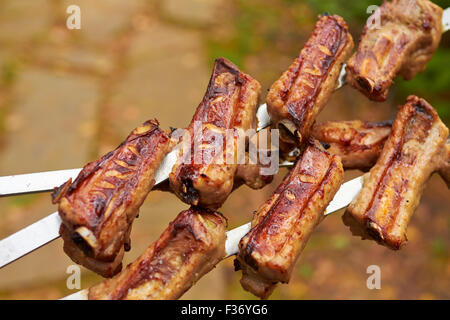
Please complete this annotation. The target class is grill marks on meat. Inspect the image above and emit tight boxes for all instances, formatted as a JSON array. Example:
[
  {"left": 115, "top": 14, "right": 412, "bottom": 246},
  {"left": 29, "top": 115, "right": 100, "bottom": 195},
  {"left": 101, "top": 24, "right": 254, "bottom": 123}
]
[
  {"left": 170, "top": 57, "right": 271, "bottom": 209},
  {"left": 346, "top": 0, "right": 443, "bottom": 101},
  {"left": 344, "top": 96, "right": 449, "bottom": 250},
  {"left": 52, "top": 119, "right": 174, "bottom": 277},
  {"left": 88, "top": 207, "right": 227, "bottom": 300},
  {"left": 267, "top": 15, "right": 353, "bottom": 144},
  {"left": 236, "top": 142, "right": 344, "bottom": 299}
]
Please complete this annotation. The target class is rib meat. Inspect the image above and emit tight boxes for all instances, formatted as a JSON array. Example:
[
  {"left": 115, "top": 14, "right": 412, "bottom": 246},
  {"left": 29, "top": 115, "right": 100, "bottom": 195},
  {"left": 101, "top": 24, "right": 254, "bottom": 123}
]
[
  {"left": 52, "top": 119, "right": 174, "bottom": 277},
  {"left": 438, "top": 139, "right": 450, "bottom": 188},
  {"left": 169, "top": 57, "right": 272, "bottom": 209},
  {"left": 311, "top": 120, "right": 392, "bottom": 170},
  {"left": 267, "top": 14, "right": 353, "bottom": 144},
  {"left": 346, "top": 0, "right": 443, "bottom": 101},
  {"left": 235, "top": 142, "right": 344, "bottom": 299},
  {"left": 88, "top": 207, "right": 227, "bottom": 300},
  {"left": 344, "top": 96, "right": 449, "bottom": 249}
]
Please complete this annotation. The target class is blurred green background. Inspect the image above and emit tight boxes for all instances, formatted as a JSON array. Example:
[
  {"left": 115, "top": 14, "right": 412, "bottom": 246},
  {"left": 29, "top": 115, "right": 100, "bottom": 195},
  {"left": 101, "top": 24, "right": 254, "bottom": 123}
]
[{"left": 0, "top": 0, "right": 448, "bottom": 300}]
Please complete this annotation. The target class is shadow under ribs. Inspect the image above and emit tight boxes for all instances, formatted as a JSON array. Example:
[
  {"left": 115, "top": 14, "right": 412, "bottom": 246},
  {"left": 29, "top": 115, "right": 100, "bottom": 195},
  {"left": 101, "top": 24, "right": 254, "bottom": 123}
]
[
  {"left": 346, "top": 0, "right": 443, "bottom": 101},
  {"left": 88, "top": 207, "right": 226, "bottom": 300},
  {"left": 52, "top": 119, "right": 174, "bottom": 277},
  {"left": 170, "top": 57, "right": 272, "bottom": 209},
  {"left": 344, "top": 96, "right": 449, "bottom": 250},
  {"left": 267, "top": 14, "right": 353, "bottom": 145},
  {"left": 236, "top": 142, "right": 344, "bottom": 299}
]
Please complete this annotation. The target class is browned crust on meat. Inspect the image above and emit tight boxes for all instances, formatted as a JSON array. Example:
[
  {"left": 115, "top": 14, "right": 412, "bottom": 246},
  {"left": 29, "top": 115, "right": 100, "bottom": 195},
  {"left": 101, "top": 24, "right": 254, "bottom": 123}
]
[
  {"left": 88, "top": 207, "right": 227, "bottom": 300},
  {"left": 346, "top": 0, "right": 443, "bottom": 101},
  {"left": 53, "top": 119, "right": 174, "bottom": 276},
  {"left": 345, "top": 96, "right": 449, "bottom": 249},
  {"left": 267, "top": 14, "right": 353, "bottom": 143},
  {"left": 60, "top": 224, "right": 124, "bottom": 278},
  {"left": 236, "top": 142, "right": 344, "bottom": 299},
  {"left": 189, "top": 58, "right": 259, "bottom": 128},
  {"left": 169, "top": 57, "right": 265, "bottom": 209},
  {"left": 278, "top": 120, "right": 392, "bottom": 171},
  {"left": 311, "top": 120, "right": 393, "bottom": 170}
]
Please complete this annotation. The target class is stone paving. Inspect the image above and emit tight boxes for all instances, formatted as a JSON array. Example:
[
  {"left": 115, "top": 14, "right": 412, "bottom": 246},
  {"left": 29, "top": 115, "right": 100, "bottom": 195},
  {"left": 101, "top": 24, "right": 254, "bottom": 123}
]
[{"left": 0, "top": 0, "right": 448, "bottom": 300}]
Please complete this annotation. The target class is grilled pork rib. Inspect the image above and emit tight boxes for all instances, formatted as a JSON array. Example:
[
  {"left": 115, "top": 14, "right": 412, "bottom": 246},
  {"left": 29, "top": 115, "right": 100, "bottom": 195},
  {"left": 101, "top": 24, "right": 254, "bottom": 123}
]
[
  {"left": 267, "top": 15, "right": 353, "bottom": 144},
  {"left": 280, "top": 120, "right": 393, "bottom": 170},
  {"left": 169, "top": 57, "right": 272, "bottom": 209},
  {"left": 346, "top": 0, "right": 443, "bottom": 101},
  {"left": 52, "top": 119, "right": 174, "bottom": 277},
  {"left": 344, "top": 96, "right": 449, "bottom": 250},
  {"left": 236, "top": 142, "right": 344, "bottom": 299},
  {"left": 88, "top": 207, "right": 227, "bottom": 300},
  {"left": 312, "top": 120, "right": 447, "bottom": 174},
  {"left": 438, "top": 140, "right": 450, "bottom": 188}
]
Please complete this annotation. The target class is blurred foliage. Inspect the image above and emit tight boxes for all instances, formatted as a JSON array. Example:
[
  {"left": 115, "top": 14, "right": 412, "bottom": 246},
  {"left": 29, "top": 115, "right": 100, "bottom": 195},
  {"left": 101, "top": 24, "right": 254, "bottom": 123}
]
[
  {"left": 6, "top": 194, "right": 40, "bottom": 209},
  {"left": 207, "top": 0, "right": 450, "bottom": 123},
  {"left": 208, "top": 2, "right": 450, "bottom": 297},
  {"left": 303, "top": 0, "right": 383, "bottom": 22},
  {"left": 206, "top": 0, "right": 314, "bottom": 66},
  {"left": 330, "top": 234, "right": 350, "bottom": 250}
]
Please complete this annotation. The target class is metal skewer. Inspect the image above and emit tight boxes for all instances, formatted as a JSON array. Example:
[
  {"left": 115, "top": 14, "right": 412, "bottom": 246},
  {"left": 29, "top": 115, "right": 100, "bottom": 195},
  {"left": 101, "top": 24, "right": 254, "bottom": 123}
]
[{"left": 62, "top": 175, "right": 363, "bottom": 300}]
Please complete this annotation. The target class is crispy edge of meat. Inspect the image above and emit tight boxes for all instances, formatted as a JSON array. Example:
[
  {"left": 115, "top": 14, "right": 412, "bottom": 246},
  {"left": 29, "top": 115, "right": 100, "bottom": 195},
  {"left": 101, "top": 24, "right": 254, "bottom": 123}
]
[
  {"left": 169, "top": 57, "right": 262, "bottom": 209},
  {"left": 438, "top": 140, "right": 450, "bottom": 188},
  {"left": 88, "top": 207, "right": 227, "bottom": 300},
  {"left": 236, "top": 142, "right": 344, "bottom": 299},
  {"left": 266, "top": 14, "right": 354, "bottom": 144},
  {"left": 53, "top": 119, "right": 174, "bottom": 268},
  {"left": 345, "top": 0, "right": 443, "bottom": 101},
  {"left": 344, "top": 96, "right": 449, "bottom": 250},
  {"left": 60, "top": 224, "right": 125, "bottom": 278}
]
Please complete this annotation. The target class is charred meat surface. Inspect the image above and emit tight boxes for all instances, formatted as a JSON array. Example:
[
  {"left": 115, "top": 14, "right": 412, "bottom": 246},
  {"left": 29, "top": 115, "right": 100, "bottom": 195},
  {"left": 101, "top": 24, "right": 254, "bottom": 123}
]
[
  {"left": 267, "top": 15, "right": 353, "bottom": 144},
  {"left": 346, "top": 0, "right": 443, "bottom": 101},
  {"left": 52, "top": 119, "right": 174, "bottom": 277},
  {"left": 236, "top": 142, "right": 344, "bottom": 299},
  {"left": 170, "top": 57, "right": 271, "bottom": 209},
  {"left": 345, "top": 96, "right": 449, "bottom": 250},
  {"left": 88, "top": 207, "right": 227, "bottom": 300}
]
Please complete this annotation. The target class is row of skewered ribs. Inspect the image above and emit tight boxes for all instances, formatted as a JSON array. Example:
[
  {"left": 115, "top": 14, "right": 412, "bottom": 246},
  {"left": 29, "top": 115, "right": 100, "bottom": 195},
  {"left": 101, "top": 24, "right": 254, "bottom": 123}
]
[{"left": 50, "top": 0, "right": 449, "bottom": 299}]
